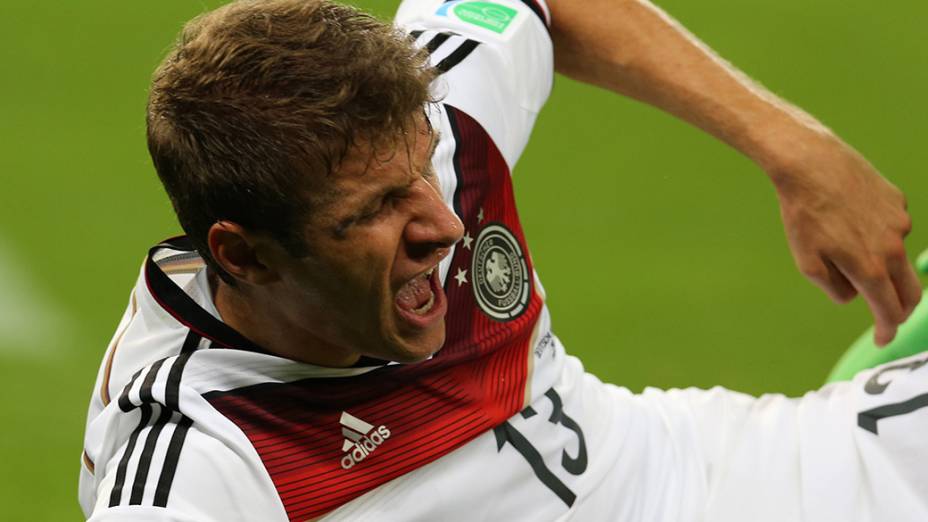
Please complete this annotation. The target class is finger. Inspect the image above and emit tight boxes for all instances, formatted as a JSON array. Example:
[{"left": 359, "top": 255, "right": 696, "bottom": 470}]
[
  {"left": 798, "top": 255, "right": 857, "bottom": 303},
  {"left": 841, "top": 261, "right": 904, "bottom": 347},
  {"left": 889, "top": 256, "right": 923, "bottom": 319},
  {"left": 900, "top": 210, "right": 913, "bottom": 238},
  {"left": 822, "top": 259, "right": 858, "bottom": 304}
]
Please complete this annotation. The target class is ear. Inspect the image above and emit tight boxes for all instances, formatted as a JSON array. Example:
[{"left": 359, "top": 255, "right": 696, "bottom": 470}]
[{"left": 207, "top": 221, "right": 280, "bottom": 285}]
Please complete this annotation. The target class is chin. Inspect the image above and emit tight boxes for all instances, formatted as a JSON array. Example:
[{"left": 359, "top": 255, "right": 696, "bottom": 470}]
[{"left": 383, "top": 325, "right": 446, "bottom": 363}]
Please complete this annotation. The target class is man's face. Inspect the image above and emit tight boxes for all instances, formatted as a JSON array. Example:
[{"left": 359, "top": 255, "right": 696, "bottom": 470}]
[{"left": 271, "top": 118, "right": 463, "bottom": 364}]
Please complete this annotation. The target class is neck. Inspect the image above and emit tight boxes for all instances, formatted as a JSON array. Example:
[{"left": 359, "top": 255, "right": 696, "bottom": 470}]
[{"left": 210, "top": 274, "right": 362, "bottom": 368}]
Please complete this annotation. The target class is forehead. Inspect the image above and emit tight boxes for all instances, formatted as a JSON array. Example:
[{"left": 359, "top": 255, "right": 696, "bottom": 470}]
[
  {"left": 309, "top": 117, "right": 436, "bottom": 218},
  {"left": 325, "top": 117, "right": 437, "bottom": 191},
  {"left": 350, "top": 112, "right": 433, "bottom": 167}
]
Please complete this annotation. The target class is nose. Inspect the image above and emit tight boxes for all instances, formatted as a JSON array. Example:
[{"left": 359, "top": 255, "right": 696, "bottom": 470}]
[{"left": 404, "top": 178, "right": 464, "bottom": 261}]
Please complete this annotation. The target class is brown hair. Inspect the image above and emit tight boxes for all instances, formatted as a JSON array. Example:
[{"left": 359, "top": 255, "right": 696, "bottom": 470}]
[{"left": 147, "top": 0, "right": 434, "bottom": 282}]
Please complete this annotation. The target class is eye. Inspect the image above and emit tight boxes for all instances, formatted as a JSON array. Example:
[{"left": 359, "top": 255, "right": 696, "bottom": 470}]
[
  {"left": 358, "top": 189, "right": 405, "bottom": 223},
  {"left": 357, "top": 202, "right": 384, "bottom": 223}
]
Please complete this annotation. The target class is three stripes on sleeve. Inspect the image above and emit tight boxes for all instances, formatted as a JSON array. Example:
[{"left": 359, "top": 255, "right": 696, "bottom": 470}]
[
  {"left": 410, "top": 29, "right": 481, "bottom": 74},
  {"left": 107, "top": 332, "right": 200, "bottom": 508}
]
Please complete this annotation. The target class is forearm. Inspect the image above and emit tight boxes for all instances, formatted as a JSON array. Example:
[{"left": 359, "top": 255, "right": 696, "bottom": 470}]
[
  {"left": 547, "top": 0, "right": 920, "bottom": 344},
  {"left": 547, "top": 0, "right": 834, "bottom": 179}
]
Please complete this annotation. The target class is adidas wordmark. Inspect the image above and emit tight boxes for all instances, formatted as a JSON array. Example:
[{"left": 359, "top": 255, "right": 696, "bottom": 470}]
[{"left": 339, "top": 411, "right": 391, "bottom": 470}]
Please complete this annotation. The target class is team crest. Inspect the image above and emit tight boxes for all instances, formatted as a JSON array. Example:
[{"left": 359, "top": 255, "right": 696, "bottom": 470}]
[{"left": 471, "top": 223, "right": 530, "bottom": 321}]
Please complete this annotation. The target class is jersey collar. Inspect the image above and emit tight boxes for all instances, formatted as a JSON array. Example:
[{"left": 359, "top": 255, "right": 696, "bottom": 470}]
[
  {"left": 144, "top": 236, "right": 388, "bottom": 367},
  {"left": 144, "top": 236, "right": 268, "bottom": 353}
]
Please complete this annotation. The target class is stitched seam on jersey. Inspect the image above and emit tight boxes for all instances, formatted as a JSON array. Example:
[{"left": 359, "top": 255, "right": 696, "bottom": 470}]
[
  {"left": 82, "top": 450, "right": 96, "bottom": 475},
  {"left": 101, "top": 290, "right": 138, "bottom": 406},
  {"left": 522, "top": 318, "right": 546, "bottom": 408}
]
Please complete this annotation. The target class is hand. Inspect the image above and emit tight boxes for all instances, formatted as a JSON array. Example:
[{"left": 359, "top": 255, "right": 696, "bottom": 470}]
[{"left": 771, "top": 135, "right": 921, "bottom": 346}]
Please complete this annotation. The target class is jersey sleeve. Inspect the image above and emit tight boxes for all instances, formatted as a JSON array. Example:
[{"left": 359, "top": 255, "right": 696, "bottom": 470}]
[
  {"left": 394, "top": 0, "right": 554, "bottom": 170},
  {"left": 82, "top": 413, "right": 287, "bottom": 521},
  {"left": 644, "top": 352, "right": 928, "bottom": 521}
]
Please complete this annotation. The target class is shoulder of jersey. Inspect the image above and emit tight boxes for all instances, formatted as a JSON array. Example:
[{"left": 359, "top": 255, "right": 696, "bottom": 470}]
[{"left": 396, "top": 0, "right": 554, "bottom": 169}]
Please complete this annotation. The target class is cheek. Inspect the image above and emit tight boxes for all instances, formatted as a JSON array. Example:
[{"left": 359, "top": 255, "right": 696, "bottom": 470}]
[{"left": 328, "top": 234, "right": 399, "bottom": 294}]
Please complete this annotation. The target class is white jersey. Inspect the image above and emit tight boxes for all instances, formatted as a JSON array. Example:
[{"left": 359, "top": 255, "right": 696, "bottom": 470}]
[{"left": 80, "top": 1, "right": 928, "bottom": 520}]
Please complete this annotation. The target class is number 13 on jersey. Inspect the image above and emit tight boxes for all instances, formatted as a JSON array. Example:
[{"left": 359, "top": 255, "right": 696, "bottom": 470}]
[{"left": 493, "top": 388, "right": 589, "bottom": 507}]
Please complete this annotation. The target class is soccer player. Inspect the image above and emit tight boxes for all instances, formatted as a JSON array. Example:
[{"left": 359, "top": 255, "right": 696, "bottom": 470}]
[{"left": 80, "top": 0, "right": 926, "bottom": 520}]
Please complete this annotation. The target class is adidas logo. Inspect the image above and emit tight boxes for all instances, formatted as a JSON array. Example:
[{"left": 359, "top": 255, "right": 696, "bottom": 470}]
[{"left": 339, "top": 411, "right": 391, "bottom": 470}]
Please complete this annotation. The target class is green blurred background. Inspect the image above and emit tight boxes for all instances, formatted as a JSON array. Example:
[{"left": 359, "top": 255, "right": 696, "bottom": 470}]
[{"left": 0, "top": 0, "right": 925, "bottom": 518}]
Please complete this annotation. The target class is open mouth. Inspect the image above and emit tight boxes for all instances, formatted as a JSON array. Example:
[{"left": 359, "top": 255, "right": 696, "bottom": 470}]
[{"left": 395, "top": 266, "right": 446, "bottom": 326}]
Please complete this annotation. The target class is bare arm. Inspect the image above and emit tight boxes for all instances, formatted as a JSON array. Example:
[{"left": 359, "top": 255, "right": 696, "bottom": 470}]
[{"left": 547, "top": 0, "right": 921, "bottom": 345}]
